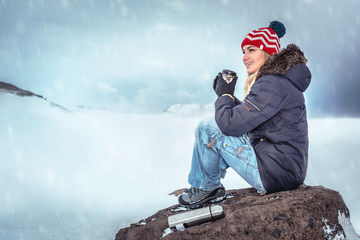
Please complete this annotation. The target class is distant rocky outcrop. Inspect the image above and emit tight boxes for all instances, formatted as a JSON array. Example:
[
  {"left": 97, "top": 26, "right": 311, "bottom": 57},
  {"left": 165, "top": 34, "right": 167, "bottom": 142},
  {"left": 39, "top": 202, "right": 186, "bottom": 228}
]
[
  {"left": 116, "top": 185, "right": 359, "bottom": 240},
  {"left": 0, "top": 81, "right": 69, "bottom": 111},
  {"left": 0, "top": 81, "right": 45, "bottom": 98}
]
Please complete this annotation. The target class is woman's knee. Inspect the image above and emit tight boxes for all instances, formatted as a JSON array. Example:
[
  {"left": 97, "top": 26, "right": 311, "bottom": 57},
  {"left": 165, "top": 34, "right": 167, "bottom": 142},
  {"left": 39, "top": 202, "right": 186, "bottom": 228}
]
[{"left": 196, "top": 117, "right": 216, "bottom": 133}]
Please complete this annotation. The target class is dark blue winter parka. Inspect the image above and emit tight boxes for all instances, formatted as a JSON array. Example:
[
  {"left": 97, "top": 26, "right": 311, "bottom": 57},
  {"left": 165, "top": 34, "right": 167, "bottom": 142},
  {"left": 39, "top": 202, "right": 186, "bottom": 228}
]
[{"left": 215, "top": 44, "right": 311, "bottom": 194}]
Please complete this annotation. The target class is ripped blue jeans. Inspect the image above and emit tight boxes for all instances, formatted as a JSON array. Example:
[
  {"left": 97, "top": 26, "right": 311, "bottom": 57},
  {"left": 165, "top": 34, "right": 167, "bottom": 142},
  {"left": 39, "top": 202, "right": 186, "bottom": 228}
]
[{"left": 188, "top": 117, "right": 266, "bottom": 193}]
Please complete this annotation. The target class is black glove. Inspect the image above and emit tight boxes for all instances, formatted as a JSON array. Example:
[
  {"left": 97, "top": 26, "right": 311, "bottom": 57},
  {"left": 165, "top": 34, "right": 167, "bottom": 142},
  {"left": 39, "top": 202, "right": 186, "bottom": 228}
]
[{"left": 213, "top": 72, "right": 237, "bottom": 97}]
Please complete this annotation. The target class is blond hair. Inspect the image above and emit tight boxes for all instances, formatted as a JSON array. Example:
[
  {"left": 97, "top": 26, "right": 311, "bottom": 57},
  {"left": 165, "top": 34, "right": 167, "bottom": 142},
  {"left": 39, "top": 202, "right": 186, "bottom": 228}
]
[{"left": 244, "top": 51, "right": 271, "bottom": 97}]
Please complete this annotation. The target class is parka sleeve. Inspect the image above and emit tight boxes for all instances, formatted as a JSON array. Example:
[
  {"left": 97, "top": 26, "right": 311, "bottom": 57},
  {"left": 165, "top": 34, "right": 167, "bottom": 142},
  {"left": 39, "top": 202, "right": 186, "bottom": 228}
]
[{"left": 215, "top": 75, "right": 285, "bottom": 136}]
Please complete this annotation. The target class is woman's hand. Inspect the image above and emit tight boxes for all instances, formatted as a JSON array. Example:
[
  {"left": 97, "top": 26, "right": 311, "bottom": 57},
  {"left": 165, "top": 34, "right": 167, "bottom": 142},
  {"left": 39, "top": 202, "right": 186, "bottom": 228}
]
[{"left": 213, "top": 72, "right": 238, "bottom": 97}]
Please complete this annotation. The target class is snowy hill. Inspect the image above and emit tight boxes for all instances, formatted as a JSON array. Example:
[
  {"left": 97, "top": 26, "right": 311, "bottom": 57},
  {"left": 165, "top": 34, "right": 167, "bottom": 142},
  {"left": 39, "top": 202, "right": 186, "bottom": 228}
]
[
  {"left": 164, "top": 103, "right": 215, "bottom": 117},
  {"left": 0, "top": 85, "right": 359, "bottom": 239},
  {"left": 0, "top": 81, "right": 69, "bottom": 111}
]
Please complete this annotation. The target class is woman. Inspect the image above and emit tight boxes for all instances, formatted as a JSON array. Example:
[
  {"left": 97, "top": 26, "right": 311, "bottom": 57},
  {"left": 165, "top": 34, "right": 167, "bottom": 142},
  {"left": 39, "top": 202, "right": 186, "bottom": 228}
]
[{"left": 178, "top": 21, "right": 311, "bottom": 208}]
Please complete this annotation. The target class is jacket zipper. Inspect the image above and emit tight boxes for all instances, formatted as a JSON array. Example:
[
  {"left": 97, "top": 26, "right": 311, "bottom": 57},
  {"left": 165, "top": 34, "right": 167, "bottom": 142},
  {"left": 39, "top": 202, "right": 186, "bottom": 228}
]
[
  {"left": 244, "top": 99, "right": 261, "bottom": 112},
  {"left": 255, "top": 138, "right": 267, "bottom": 150}
]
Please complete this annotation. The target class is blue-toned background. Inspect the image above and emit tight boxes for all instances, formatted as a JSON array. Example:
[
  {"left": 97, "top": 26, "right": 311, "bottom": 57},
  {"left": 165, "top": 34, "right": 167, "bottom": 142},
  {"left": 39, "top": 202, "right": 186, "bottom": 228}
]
[
  {"left": 1, "top": 0, "right": 359, "bottom": 116},
  {"left": 1, "top": 1, "right": 360, "bottom": 240}
]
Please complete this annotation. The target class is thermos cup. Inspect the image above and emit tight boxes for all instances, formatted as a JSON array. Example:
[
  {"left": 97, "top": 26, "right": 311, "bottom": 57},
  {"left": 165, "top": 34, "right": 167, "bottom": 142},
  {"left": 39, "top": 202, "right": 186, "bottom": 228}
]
[
  {"left": 168, "top": 205, "right": 225, "bottom": 231},
  {"left": 221, "top": 69, "right": 237, "bottom": 84}
]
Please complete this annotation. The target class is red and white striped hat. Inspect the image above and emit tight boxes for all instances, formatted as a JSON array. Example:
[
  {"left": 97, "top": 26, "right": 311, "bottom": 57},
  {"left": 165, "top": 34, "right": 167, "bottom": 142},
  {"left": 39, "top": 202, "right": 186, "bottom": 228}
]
[{"left": 241, "top": 21, "right": 286, "bottom": 55}]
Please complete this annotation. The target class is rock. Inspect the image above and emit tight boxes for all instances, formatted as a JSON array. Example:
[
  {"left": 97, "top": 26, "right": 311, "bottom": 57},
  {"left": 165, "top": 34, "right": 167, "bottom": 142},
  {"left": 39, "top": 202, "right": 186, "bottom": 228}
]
[
  {"left": 0, "top": 81, "right": 70, "bottom": 111},
  {"left": 168, "top": 188, "right": 187, "bottom": 197},
  {"left": 115, "top": 185, "right": 356, "bottom": 240},
  {"left": 0, "top": 81, "right": 44, "bottom": 98}
]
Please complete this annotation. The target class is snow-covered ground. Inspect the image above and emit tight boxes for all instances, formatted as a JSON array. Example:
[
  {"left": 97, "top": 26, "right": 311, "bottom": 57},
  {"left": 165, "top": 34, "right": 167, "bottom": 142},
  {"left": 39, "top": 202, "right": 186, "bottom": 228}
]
[{"left": 1, "top": 93, "right": 359, "bottom": 240}]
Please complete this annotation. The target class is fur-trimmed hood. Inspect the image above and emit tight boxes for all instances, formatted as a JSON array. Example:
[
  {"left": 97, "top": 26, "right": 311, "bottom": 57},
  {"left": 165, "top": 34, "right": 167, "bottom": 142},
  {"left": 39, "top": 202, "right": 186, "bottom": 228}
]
[{"left": 257, "top": 44, "right": 311, "bottom": 92}]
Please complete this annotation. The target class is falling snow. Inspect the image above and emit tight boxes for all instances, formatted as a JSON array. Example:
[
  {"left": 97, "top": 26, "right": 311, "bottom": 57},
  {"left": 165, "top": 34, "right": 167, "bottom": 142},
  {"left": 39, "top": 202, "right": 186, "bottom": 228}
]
[{"left": 0, "top": 1, "right": 360, "bottom": 239}]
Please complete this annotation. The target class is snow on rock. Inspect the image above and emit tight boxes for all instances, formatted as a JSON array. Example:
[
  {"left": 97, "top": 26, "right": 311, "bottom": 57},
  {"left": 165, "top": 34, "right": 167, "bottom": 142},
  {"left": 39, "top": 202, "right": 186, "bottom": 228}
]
[{"left": 338, "top": 211, "right": 360, "bottom": 240}]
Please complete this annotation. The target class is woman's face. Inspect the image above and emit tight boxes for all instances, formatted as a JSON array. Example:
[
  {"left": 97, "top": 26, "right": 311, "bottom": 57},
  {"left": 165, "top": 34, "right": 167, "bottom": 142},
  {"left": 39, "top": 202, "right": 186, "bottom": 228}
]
[{"left": 242, "top": 45, "right": 266, "bottom": 74}]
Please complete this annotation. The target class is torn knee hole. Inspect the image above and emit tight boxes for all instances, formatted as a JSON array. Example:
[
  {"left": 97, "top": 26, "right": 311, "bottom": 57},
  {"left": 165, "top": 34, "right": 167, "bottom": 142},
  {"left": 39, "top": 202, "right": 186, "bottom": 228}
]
[{"left": 207, "top": 139, "right": 216, "bottom": 148}]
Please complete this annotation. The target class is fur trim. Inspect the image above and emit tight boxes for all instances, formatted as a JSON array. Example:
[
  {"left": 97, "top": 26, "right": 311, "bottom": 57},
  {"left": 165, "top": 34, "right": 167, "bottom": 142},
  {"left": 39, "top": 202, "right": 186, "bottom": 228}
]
[{"left": 256, "top": 44, "right": 307, "bottom": 80}]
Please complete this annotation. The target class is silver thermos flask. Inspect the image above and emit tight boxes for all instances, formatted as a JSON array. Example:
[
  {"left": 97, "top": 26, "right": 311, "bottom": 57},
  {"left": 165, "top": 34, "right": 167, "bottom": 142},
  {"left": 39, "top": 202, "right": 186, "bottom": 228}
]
[{"left": 168, "top": 205, "right": 225, "bottom": 231}]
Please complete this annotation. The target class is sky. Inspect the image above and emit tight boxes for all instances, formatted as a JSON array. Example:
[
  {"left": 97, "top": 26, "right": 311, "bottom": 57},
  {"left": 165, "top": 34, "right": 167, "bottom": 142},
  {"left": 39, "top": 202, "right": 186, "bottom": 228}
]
[{"left": 0, "top": 0, "right": 360, "bottom": 116}]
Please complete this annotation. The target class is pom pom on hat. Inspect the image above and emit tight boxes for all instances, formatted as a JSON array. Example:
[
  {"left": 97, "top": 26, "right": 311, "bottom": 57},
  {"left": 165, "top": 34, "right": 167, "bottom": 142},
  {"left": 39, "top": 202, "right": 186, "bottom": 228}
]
[
  {"left": 269, "top": 21, "right": 286, "bottom": 38},
  {"left": 241, "top": 20, "right": 286, "bottom": 55}
]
